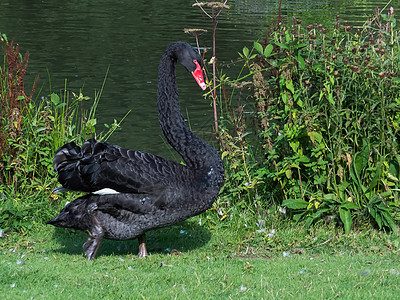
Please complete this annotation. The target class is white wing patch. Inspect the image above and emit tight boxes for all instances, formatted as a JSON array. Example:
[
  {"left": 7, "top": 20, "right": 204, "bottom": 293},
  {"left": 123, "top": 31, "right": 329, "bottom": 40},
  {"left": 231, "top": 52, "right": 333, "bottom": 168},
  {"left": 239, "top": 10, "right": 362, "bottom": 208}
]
[{"left": 92, "top": 188, "right": 120, "bottom": 195}]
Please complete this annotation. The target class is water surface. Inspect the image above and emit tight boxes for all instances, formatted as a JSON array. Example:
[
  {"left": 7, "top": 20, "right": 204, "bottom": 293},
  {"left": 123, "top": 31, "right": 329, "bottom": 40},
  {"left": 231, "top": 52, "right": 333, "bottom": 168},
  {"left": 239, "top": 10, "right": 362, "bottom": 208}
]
[{"left": 0, "top": 0, "right": 396, "bottom": 158}]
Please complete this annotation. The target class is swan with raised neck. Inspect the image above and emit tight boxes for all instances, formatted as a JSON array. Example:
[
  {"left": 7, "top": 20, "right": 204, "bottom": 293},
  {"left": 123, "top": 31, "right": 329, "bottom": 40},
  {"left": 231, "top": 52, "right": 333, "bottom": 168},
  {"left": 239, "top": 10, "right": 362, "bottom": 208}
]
[{"left": 47, "top": 42, "right": 224, "bottom": 260}]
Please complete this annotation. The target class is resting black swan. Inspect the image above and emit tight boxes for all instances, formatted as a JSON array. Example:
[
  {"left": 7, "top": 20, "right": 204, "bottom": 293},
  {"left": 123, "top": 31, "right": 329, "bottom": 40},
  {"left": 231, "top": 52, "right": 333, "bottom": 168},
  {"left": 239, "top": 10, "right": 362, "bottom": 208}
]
[{"left": 47, "top": 42, "right": 224, "bottom": 260}]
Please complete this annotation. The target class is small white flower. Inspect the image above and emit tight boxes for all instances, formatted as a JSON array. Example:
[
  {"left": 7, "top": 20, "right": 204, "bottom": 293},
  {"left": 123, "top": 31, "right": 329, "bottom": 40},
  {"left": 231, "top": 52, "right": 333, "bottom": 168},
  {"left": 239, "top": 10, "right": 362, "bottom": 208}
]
[
  {"left": 283, "top": 251, "right": 290, "bottom": 257},
  {"left": 266, "top": 229, "right": 275, "bottom": 237},
  {"left": 10, "top": 283, "right": 16, "bottom": 288},
  {"left": 240, "top": 285, "right": 247, "bottom": 291},
  {"left": 118, "top": 258, "right": 125, "bottom": 262}
]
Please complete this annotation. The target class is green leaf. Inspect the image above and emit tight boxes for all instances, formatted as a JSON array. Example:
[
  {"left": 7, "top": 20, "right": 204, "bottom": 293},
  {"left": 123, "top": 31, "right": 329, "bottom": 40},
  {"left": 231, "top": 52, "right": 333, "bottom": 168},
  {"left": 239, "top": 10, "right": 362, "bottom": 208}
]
[
  {"left": 296, "top": 156, "right": 311, "bottom": 164},
  {"left": 295, "top": 96, "right": 304, "bottom": 108},
  {"left": 380, "top": 211, "right": 398, "bottom": 234},
  {"left": 351, "top": 139, "right": 369, "bottom": 188},
  {"left": 371, "top": 209, "right": 382, "bottom": 229},
  {"left": 1, "top": 33, "right": 8, "bottom": 43},
  {"left": 297, "top": 52, "right": 305, "bottom": 69},
  {"left": 264, "top": 44, "right": 273, "bottom": 57},
  {"left": 35, "top": 127, "right": 48, "bottom": 133},
  {"left": 242, "top": 46, "right": 249, "bottom": 57},
  {"left": 282, "top": 198, "right": 308, "bottom": 209},
  {"left": 253, "top": 41, "right": 263, "bottom": 54},
  {"left": 289, "top": 141, "right": 299, "bottom": 152},
  {"left": 388, "top": 159, "right": 399, "bottom": 180},
  {"left": 354, "top": 139, "right": 369, "bottom": 175},
  {"left": 293, "top": 211, "right": 307, "bottom": 222},
  {"left": 305, "top": 209, "right": 329, "bottom": 228},
  {"left": 56, "top": 103, "right": 66, "bottom": 108},
  {"left": 285, "top": 80, "right": 295, "bottom": 94},
  {"left": 327, "top": 93, "right": 334, "bottom": 105},
  {"left": 340, "top": 201, "right": 359, "bottom": 210},
  {"left": 339, "top": 207, "right": 352, "bottom": 234},
  {"left": 308, "top": 131, "right": 322, "bottom": 145},
  {"left": 323, "top": 193, "right": 339, "bottom": 202},
  {"left": 51, "top": 93, "right": 60, "bottom": 105},
  {"left": 294, "top": 43, "right": 308, "bottom": 50},
  {"left": 275, "top": 42, "right": 288, "bottom": 49},
  {"left": 86, "top": 119, "right": 97, "bottom": 127}
]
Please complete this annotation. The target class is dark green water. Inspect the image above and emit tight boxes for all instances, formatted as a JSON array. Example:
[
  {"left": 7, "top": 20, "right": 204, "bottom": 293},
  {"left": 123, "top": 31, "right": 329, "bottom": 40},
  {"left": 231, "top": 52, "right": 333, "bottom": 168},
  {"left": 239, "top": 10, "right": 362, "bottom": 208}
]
[{"left": 0, "top": 0, "right": 396, "bottom": 158}]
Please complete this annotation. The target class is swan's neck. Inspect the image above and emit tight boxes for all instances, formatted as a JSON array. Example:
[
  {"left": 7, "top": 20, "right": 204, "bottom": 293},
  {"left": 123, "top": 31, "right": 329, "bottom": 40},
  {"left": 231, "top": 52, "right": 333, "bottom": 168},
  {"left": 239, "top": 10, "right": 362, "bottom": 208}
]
[{"left": 157, "top": 52, "right": 221, "bottom": 173}]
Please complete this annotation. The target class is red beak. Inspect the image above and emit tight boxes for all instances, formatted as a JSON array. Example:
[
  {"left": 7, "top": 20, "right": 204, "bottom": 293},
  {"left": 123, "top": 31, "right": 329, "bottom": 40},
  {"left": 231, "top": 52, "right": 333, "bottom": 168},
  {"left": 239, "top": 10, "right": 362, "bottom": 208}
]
[{"left": 191, "top": 60, "right": 207, "bottom": 90}]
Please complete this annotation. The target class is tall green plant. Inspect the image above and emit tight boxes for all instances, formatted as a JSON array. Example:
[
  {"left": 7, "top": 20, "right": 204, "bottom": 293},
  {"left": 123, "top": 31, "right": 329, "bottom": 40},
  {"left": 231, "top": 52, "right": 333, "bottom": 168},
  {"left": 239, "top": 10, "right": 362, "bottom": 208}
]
[
  {"left": 252, "top": 7, "right": 400, "bottom": 233},
  {"left": 0, "top": 34, "right": 128, "bottom": 233}
]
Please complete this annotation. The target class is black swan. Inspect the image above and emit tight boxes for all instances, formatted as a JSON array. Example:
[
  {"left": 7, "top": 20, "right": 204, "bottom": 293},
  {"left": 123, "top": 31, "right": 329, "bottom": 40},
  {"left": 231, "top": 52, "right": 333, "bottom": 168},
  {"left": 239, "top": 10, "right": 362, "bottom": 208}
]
[{"left": 47, "top": 42, "right": 224, "bottom": 260}]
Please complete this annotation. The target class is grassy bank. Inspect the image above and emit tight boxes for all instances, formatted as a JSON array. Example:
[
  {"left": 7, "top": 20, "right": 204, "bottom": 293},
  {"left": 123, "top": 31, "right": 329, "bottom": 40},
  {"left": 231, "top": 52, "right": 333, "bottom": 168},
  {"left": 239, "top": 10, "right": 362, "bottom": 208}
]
[{"left": 1, "top": 220, "right": 399, "bottom": 299}]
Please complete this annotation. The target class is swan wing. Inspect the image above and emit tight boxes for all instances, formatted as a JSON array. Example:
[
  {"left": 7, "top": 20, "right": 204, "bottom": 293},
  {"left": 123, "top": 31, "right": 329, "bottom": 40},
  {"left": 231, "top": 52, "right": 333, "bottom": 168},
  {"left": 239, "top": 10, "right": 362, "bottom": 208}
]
[
  {"left": 53, "top": 139, "right": 182, "bottom": 193},
  {"left": 92, "top": 191, "right": 168, "bottom": 217}
]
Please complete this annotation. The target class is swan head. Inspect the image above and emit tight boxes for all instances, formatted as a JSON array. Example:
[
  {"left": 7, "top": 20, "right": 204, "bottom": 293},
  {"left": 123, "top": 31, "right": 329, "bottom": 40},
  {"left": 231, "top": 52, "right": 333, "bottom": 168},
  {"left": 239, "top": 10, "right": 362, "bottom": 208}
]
[{"left": 171, "top": 42, "right": 207, "bottom": 90}]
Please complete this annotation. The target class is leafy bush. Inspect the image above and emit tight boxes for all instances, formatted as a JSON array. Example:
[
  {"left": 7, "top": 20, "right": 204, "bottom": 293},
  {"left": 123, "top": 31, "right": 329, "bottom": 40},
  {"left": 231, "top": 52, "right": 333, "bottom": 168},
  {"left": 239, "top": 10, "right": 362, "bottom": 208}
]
[{"left": 208, "top": 7, "right": 400, "bottom": 233}]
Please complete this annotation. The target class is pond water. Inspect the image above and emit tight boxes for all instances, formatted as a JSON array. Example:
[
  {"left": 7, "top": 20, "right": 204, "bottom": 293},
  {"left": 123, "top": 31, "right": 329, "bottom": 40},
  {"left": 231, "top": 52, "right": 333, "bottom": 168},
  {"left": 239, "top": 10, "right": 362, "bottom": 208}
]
[{"left": 0, "top": 0, "right": 396, "bottom": 158}]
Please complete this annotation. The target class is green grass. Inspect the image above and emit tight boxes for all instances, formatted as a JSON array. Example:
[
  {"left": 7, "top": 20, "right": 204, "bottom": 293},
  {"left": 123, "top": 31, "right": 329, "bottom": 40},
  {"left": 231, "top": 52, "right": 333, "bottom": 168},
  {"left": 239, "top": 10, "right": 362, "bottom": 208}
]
[{"left": 1, "top": 217, "right": 399, "bottom": 299}]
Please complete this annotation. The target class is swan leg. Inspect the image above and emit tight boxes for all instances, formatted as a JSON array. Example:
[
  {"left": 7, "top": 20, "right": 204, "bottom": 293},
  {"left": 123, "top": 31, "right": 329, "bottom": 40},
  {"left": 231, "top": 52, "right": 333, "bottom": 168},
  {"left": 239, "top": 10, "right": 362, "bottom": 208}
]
[
  {"left": 83, "top": 210, "right": 104, "bottom": 260},
  {"left": 138, "top": 234, "right": 148, "bottom": 258}
]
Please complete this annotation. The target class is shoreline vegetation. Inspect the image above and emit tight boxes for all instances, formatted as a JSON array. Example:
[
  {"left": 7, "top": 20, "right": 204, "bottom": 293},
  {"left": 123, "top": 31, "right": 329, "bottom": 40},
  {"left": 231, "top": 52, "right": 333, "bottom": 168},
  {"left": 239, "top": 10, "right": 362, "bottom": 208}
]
[{"left": 1, "top": 2, "right": 400, "bottom": 298}]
